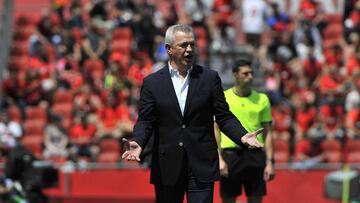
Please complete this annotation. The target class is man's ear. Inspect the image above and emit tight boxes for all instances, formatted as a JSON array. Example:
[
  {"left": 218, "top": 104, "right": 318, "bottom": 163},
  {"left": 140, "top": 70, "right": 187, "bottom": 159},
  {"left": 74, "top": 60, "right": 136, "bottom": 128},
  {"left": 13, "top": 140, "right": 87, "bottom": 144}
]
[{"left": 165, "top": 44, "right": 172, "bottom": 55}]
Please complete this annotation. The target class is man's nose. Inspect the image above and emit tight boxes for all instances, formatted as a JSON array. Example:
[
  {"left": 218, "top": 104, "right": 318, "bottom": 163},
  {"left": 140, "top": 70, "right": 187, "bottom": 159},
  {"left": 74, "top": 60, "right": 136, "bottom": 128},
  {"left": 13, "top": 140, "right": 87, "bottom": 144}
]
[{"left": 186, "top": 44, "right": 194, "bottom": 51}]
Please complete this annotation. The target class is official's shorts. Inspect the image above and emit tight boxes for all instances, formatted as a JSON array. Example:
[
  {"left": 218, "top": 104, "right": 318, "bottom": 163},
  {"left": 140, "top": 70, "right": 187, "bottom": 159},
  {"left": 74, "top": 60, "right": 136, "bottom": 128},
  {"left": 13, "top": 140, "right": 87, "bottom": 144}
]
[{"left": 220, "top": 149, "right": 266, "bottom": 198}]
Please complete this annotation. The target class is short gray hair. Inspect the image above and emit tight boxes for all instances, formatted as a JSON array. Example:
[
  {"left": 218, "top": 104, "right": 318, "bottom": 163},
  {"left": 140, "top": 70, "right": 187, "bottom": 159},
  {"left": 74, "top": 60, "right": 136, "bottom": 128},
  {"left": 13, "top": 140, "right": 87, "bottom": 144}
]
[{"left": 165, "top": 24, "right": 194, "bottom": 45}]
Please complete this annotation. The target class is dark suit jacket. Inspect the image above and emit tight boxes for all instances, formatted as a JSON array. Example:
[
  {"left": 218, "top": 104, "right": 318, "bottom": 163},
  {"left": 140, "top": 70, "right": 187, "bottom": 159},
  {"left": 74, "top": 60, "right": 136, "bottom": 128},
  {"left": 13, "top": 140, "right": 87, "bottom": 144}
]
[{"left": 132, "top": 64, "right": 248, "bottom": 185}]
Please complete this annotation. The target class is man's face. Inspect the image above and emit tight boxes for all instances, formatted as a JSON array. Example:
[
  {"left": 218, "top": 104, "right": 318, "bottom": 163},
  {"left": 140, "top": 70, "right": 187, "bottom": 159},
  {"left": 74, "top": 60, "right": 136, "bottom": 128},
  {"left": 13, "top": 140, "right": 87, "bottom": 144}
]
[
  {"left": 167, "top": 31, "right": 195, "bottom": 69},
  {"left": 234, "top": 66, "right": 253, "bottom": 86}
]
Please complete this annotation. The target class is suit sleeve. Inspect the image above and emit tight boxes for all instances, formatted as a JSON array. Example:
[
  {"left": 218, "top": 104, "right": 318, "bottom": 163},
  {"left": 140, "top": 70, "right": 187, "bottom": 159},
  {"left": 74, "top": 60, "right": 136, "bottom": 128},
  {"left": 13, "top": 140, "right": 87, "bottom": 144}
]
[
  {"left": 212, "top": 72, "right": 247, "bottom": 147},
  {"left": 132, "top": 78, "right": 156, "bottom": 149}
]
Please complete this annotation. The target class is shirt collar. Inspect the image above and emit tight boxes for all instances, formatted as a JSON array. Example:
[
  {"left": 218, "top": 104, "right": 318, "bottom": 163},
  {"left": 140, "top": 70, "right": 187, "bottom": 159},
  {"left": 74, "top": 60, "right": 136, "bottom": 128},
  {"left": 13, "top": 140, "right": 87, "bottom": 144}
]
[{"left": 168, "top": 62, "right": 193, "bottom": 76}]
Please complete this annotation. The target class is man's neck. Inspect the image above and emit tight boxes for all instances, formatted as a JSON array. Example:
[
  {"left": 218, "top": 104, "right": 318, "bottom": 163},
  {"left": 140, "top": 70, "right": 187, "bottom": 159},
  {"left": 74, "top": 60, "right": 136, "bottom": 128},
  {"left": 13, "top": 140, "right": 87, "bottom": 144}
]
[
  {"left": 233, "top": 86, "right": 251, "bottom": 97},
  {"left": 169, "top": 61, "right": 191, "bottom": 78}
]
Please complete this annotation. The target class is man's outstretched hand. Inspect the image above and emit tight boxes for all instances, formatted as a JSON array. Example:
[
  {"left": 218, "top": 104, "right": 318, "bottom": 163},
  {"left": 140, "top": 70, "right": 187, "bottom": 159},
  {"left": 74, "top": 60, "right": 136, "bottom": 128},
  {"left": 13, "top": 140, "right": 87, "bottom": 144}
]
[
  {"left": 241, "top": 128, "right": 264, "bottom": 148},
  {"left": 121, "top": 138, "right": 142, "bottom": 162}
]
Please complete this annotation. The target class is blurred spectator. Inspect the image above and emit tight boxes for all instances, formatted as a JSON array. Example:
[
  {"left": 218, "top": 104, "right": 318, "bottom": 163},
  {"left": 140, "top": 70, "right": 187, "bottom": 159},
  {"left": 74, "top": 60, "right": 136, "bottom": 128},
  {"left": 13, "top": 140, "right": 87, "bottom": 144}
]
[
  {"left": 302, "top": 47, "right": 322, "bottom": 83},
  {"left": 24, "top": 69, "right": 44, "bottom": 107},
  {"left": 293, "top": 20, "right": 323, "bottom": 62},
  {"left": 95, "top": 93, "right": 131, "bottom": 140},
  {"left": 317, "top": 64, "right": 345, "bottom": 99},
  {"left": 345, "top": 77, "right": 360, "bottom": 112},
  {"left": 69, "top": 112, "right": 99, "bottom": 162},
  {"left": 43, "top": 114, "right": 69, "bottom": 160},
  {"left": 184, "top": 0, "right": 213, "bottom": 27},
  {"left": 291, "top": 136, "right": 326, "bottom": 169},
  {"left": 345, "top": 46, "right": 360, "bottom": 78},
  {"left": 267, "top": 31, "right": 298, "bottom": 64},
  {"left": 0, "top": 113, "right": 23, "bottom": 156},
  {"left": 132, "top": 1, "right": 158, "bottom": 59},
  {"left": 241, "top": 0, "right": 267, "bottom": 48},
  {"left": 344, "top": 0, "right": 360, "bottom": 41},
  {"left": 267, "top": 2, "right": 291, "bottom": 32},
  {"left": 66, "top": 0, "right": 85, "bottom": 28},
  {"left": 314, "top": 99, "right": 345, "bottom": 140},
  {"left": 271, "top": 102, "right": 292, "bottom": 141},
  {"left": 127, "top": 53, "right": 153, "bottom": 86},
  {"left": 73, "top": 83, "right": 103, "bottom": 116},
  {"left": 80, "top": 22, "right": 109, "bottom": 67},
  {"left": 294, "top": 101, "right": 317, "bottom": 141},
  {"left": 345, "top": 102, "right": 360, "bottom": 139},
  {"left": 1, "top": 70, "right": 26, "bottom": 117}
]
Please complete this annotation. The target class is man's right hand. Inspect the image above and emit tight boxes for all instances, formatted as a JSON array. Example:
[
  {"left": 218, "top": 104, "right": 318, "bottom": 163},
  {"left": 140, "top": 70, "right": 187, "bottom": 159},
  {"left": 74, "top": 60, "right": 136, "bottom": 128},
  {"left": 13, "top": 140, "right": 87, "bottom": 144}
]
[{"left": 121, "top": 138, "right": 142, "bottom": 162}]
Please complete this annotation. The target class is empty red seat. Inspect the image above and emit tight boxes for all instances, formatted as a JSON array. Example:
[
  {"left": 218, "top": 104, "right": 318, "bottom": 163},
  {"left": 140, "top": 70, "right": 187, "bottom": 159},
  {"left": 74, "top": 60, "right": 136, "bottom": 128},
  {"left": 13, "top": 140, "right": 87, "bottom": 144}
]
[
  {"left": 110, "top": 39, "right": 132, "bottom": 55},
  {"left": 273, "top": 139, "right": 290, "bottom": 163},
  {"left": 112, "top": 27, "right": 132, "bottom": 41},
  {"left": 99, "top": 138, "right": 120, "bottom": 153},
  {"left": 97, "top": 152, "right": 119, "bottom": 163},
  {"left": 7, "top": 105, "right": 22, "bottom": 122},
  {"left": 11, "top": 42, "right": 29, "bottom": 57},
  {"left": 24, "top": 119, "right": 46, "bottom": 137},
  {"left": 53, "top": 89, "right": 74, "bottom": 105},
  {"left": 22, "top": 135, "right": 43, "bottom": 159},
  {"left": 345, "top": 140, "right": 360, "bottom": 163},
  {"left": 323, "top": 23, "right": 343, "bottom": 41},
  {"left": 26, "top": 106, "right": 47, "bottom": 121}
]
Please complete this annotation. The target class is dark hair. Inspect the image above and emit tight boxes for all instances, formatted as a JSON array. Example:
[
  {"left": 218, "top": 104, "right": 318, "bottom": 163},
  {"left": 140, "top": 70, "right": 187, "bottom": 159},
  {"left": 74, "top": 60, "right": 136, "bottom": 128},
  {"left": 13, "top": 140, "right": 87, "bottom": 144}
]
[{"left": 232, "top": 58, "right": 252, "bottom": 73}]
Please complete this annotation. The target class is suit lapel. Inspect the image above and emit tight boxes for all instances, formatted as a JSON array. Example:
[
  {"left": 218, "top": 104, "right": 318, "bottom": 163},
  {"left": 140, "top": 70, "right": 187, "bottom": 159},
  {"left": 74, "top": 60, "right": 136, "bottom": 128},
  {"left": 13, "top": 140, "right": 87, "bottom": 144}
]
[
  {"left": 159, "top": 66, "right": 183, "bottom": 117},
  {"left": 184, "top": 65, "right": 201, "bottom": 116}
]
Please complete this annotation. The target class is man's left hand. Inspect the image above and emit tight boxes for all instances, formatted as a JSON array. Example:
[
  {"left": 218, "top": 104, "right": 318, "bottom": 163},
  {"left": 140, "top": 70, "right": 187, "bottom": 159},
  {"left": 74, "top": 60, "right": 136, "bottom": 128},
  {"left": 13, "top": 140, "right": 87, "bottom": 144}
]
[{"left": 241, "top": 128, "right": 264, "bottom": 148}]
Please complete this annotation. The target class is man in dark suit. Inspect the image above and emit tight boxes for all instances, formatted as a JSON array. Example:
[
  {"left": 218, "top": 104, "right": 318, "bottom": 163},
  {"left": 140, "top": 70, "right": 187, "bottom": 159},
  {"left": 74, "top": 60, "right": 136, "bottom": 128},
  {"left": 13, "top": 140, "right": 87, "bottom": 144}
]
[{"left": 122, "top": 24, "right": 263, "bottom": 203}]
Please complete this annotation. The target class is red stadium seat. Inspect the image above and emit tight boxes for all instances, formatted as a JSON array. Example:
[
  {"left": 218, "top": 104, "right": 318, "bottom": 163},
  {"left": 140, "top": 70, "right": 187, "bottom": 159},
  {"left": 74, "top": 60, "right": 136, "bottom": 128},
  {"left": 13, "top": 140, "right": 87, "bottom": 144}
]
[
  {"left": 110, "top": 39, "right": 132, "bottom": 55},
  {"left": 26, "top": 106, "right": 47, "bottom": 121},
  {"left": 323, "top": 24, "right": 343, "bottom": 41},
  {"left": 9, "top": 56, "right": 29, "bottom": 71},
  {"left": 97, "top": 152, "right": 120, "bottom": 163},
  {"left": 11, "top": 42, "right": 29, "bottom": 57},
  {"left": 112, "top": 27, "right": 132, "bottom": 41},
  {"left": 345, "top": 140, "right": 360, "bottom": 163},
  {"left": 83, "top": 58, "right": 105, "bottom": 73},
  {"left": 24, "top": 119, "right": 46, "bottom": 136},
  {"left": 52, "top": 103, "right": 73, "bottom": 128},
  {"left": 22, "top": 135, "right": 43, "bottom": 158},
  {"left": 7, "top": 105, "right": 22, "bottom": 122},
  {"left": 99, "top": 138, "right": 120, "bottom": 153},
  {"left": 53, "top": 89, "right": 74, "bottom": 105},
  {"left": 321, "top": 139, "right": 342, "bottom": 163}
]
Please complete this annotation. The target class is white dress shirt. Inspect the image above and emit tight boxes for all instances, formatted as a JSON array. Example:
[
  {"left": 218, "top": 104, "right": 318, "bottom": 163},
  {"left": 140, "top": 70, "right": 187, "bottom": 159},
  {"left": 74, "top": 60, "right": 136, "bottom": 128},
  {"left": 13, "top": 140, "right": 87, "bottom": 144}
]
[{"left": 169, "top": 63, "right": 192, "bottom": 116}]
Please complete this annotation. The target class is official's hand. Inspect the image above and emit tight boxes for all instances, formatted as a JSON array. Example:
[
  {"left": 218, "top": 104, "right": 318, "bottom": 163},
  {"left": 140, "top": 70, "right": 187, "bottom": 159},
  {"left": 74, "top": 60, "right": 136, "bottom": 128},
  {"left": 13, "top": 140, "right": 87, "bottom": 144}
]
[
  {"left": 121, "top": 138, "right": 142, "bottom": 162},
  {"left": 219, "top": 157, "right": 229, "bottom": 177},
  {"left": 241, "top": 128, "right": 264, "bottom": 148},
  {"left": 264, "top": 163, "right": 275, "bottom": 181}
]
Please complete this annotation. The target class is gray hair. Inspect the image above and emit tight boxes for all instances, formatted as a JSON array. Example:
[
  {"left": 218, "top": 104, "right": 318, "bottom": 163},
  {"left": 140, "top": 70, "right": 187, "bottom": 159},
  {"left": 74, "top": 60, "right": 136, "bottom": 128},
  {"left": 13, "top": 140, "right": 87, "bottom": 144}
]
[{"left": 165, "top": 24, "right": 194, "bottom": 45}]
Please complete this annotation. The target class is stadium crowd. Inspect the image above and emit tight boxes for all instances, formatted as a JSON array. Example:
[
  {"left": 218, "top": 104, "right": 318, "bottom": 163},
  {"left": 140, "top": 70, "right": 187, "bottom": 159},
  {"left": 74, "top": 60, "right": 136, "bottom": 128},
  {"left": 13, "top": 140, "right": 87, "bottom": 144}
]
[{"left": 0, "top": 0, "right": 359, "bottom": 168}]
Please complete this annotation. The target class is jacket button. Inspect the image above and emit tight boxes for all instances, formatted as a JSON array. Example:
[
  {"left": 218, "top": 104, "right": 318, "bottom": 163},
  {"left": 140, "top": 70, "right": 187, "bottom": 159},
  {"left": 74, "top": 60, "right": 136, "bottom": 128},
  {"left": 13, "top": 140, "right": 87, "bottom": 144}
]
[
  {"left": 182, "top": 124, "right": 186, "bottom": 129},
  {"left": 179, "top": 142, "right": 184, "bottom": 147}
]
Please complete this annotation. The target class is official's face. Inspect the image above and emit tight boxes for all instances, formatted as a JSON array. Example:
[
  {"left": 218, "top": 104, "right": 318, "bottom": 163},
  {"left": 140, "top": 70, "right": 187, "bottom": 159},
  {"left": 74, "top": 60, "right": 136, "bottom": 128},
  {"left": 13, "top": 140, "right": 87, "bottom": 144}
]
[
  {"left": 234, "top": 66, "right": 253, "bottom": 86},
  {"left": 167, "top": 31, "right": 195, "bottom": 69}
]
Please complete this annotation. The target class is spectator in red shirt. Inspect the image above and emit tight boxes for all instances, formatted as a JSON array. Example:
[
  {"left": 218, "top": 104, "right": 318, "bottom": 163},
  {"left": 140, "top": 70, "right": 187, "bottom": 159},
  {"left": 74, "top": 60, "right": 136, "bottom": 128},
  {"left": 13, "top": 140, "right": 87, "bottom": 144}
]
[
  {"left": 69, "top": 112, "right": 99, "bottom": 162},
  {"left": 95, "top": 93, "right": 133, "bottom": 140},
  {"left": 73, "top": 82, "right": 103, "bottom": 116},
  {"left": 291, "top": 135, "right": 326, "bottom": 169},
  {"left": 24, "top": 69, "right": 44, "bottom": 107},
  {"left": 272, "top": 102, "right": 292, "bottom": 141}
]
